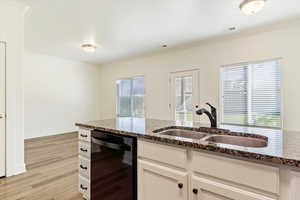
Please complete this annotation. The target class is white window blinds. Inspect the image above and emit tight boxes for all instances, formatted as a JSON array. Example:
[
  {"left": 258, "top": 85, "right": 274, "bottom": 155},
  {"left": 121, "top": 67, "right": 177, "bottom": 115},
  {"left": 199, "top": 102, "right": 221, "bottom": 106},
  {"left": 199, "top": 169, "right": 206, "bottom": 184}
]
[{"left": 221, "top": 59, "right": 281, "bottom": 128}]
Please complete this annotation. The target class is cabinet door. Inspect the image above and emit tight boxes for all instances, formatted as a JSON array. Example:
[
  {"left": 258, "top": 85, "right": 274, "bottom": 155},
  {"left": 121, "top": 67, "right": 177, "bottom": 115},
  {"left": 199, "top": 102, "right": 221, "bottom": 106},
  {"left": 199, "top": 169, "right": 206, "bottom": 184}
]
[
  {"left": 191, "top": 176, "right": 275, "bottom": 200},
  {"left": 138, "top": 160, "right": 188, "bottom": 200}
]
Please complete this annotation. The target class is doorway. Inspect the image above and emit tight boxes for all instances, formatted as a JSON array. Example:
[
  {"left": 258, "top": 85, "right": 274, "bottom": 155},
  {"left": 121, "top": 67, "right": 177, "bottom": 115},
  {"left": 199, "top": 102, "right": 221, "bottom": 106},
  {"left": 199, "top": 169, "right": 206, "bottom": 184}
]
[
  {"left": 0, "top": 42, "right": 6, "bottom": 177},
  {"left": 170, "top": 69, "right": 200, "bottom": 123}
]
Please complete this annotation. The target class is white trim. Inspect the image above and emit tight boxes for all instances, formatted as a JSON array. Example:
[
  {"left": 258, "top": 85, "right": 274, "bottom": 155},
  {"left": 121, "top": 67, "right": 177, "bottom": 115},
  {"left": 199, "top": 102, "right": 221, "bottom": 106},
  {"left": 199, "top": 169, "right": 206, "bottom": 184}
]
[
  {"left": 6, "top": 163, "right": 26, "bottom": 177},
  {"left": 278, "top": 59, "right": 284, "bottom": 130},
  {"left": 220, "top": 57, "right": 283, "bottom": 69},
  {"left": 0, "top": 41, "right": 6, "bottom": 177},
  {"left": 0, "top": 1, "right": 27, "bottom": 8},
  {"left": 169, "top": 69, "right": 200, "bottom": 122},
  {"left": 169, "top": 68, "right": 200, "bottom": 74},
  {"left": 0, "top": 3, "right": 26, "bottom": 178}
]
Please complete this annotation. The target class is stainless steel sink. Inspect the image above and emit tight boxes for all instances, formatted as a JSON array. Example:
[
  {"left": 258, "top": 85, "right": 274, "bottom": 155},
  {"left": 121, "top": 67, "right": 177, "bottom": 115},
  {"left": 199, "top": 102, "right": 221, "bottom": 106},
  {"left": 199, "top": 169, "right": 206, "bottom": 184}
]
[
  {"left": 159, "top": 129, "right": 208, "bottom": 140},
  {"left": 204, "top": 135, "right": 267, "bottom": 148}
]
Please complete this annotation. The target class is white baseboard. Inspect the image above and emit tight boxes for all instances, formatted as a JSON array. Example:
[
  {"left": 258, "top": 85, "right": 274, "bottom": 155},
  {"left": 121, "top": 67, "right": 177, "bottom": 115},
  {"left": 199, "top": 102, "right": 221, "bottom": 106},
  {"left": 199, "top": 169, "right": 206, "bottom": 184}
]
[
  {"left": 25, "top": 128, "right": 77, "bottom": 139},
  {"left": 6, "top": 163, "right": 26, "bottom": 177}
]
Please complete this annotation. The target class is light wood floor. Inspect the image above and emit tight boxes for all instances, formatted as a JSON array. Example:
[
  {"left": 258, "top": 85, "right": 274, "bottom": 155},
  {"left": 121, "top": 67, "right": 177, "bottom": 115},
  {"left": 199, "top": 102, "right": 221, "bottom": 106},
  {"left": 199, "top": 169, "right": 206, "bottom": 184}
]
[{"left": 0, "top": 132, "right": 83, "bottom": 200}]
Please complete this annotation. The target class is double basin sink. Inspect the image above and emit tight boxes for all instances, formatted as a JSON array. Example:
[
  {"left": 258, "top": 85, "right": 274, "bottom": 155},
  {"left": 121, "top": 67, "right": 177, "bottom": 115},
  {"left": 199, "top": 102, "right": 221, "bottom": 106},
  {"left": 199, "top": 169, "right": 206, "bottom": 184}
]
[{"left": 157, "top": 129, "right": 267, "bottom": 148}]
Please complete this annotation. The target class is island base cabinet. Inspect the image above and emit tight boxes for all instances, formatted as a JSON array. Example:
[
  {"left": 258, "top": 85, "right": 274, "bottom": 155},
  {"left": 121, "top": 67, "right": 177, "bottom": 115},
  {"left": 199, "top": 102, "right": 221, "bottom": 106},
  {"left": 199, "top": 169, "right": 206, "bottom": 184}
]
[
  {"left": 138, "top": 160, "right": 188, "bottom": 200},
  {"left": 191, "top": 176, "right": 276, "bottom": 200}
]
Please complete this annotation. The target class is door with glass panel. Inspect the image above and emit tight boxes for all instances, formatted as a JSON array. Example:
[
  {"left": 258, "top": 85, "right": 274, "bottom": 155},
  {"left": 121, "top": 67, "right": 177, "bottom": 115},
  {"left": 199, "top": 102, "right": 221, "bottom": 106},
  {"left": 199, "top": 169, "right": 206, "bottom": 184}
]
[
  {"left": 0, "top": 42, "right": 6, "bottom": 177},
  {"left": 117, "top": 77, "right": 145, "bottom": 118},
  {"left": 170, "top": 70, "right": 199, "bottom": 123}
]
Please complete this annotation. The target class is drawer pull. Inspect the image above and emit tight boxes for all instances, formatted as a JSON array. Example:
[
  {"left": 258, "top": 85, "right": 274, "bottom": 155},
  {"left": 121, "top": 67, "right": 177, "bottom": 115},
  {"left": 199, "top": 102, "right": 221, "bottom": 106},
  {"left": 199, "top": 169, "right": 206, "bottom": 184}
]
[
  {"left": 193, "top": 188, "right": 198, "bottom": 194},
  {"left": 80, "top": 184, "right": 88, "bottom": 191},
  {"left": 178, "top": 183, "right": 183, "bottom": 189},
  {"left": 80, "top": 164, "right": 88, "bottom": 170},
  {"left": 80, "top": 148, "right": 88, "bottom": 152},
  {"left": 80, "top": 134, "right": 88, "bottom": 138}
]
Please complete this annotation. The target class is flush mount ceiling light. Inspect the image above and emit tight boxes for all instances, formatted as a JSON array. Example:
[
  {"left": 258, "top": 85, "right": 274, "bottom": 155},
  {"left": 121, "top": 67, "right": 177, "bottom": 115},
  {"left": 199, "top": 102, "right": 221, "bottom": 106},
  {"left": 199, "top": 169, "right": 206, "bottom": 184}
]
[
  {"left": 81, "top": 44, "right": 97, "bottom": 53},
  {"left": 240, "top": 0, "right": 266, "bottom": 15}
]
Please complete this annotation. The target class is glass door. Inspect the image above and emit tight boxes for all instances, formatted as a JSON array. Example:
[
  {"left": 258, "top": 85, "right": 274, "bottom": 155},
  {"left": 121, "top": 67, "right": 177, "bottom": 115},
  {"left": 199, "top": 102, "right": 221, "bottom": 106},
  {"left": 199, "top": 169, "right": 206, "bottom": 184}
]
[
  {"left": 116, "top": 77, "right": 145, "bottom": 118},
  {"left": 170, "top": 70, "right": 199, "bottom": 123}
]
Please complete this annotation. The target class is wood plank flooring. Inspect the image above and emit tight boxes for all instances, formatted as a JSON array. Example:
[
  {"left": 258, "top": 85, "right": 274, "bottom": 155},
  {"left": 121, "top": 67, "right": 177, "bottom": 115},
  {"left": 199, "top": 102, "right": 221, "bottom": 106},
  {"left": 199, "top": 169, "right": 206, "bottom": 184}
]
[{"left": 0, "top": 132, "right": 83, "bottom": 200}]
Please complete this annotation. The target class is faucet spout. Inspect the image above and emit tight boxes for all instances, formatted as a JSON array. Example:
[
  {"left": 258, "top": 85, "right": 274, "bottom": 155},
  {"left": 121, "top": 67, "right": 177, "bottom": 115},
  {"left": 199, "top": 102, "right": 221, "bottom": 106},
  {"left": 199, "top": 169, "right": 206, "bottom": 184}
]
[{"left": 196, "top": 103, "right": 217, "bottom": 128}]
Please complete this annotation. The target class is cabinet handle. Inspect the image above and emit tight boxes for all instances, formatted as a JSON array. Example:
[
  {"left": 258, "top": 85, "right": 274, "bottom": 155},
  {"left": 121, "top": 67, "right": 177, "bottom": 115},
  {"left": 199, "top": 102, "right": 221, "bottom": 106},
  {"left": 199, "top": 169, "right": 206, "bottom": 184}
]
[
  {"left": 80, "top": 134, "right": 88, "bottom": 138},
  {"left": 178, "top": 183, "right": 183, "bottom": 189},
  {"left": 80, "top": 184, "right": 88, "bottom": 191},
  {"left": 80, "top": 165, "right": 88, "bottom": 170},
  {"left": 193, "top": 188, "right": 198, "bottom": 194},
  {"left": 80, "top": 148, "right": 88, "bottom": 152}
]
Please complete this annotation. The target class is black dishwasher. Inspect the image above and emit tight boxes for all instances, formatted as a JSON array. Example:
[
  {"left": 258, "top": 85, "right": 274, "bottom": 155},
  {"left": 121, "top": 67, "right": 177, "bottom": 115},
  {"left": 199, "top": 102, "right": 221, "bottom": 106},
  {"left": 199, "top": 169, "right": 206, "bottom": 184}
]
[{"left": 91, "top": 130, "right": 137, "bottom": 200}]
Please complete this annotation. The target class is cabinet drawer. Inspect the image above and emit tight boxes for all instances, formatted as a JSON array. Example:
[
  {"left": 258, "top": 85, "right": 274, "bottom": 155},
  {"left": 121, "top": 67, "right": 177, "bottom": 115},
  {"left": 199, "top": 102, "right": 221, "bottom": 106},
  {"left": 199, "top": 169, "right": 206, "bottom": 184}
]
[
  {"left": 138, "top": 140, "right": 187, "bottom": 168},
  {"left": 79, "top": 156, "right": 90, "bottom": 179},
  {"left": 191, "top": 151, "right": 279, "bottom": 194},
  {"left": 79, "top": 141, "right": 91, "bottom": 159},
  {"left": 79, "top": 176, "right": 90, "bottom": 199},
  {"left": 79, "top": 129, "right": 91, "bottom": 143}
]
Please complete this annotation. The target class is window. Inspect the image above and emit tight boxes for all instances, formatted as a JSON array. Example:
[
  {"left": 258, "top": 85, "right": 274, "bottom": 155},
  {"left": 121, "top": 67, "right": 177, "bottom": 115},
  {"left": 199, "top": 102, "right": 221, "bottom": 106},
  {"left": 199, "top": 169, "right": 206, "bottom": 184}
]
[
  {"left": 117, "top": 77, "right": 145, "bottom": 118},
  {"left": 220, "top": 59, "right": 281, "bottom": 129}
]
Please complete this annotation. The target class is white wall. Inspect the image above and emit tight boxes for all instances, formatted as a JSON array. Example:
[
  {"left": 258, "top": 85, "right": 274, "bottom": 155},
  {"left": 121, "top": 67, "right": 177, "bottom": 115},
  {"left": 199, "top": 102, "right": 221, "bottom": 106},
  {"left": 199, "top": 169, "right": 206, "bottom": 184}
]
[
  {"left": 99, "top": 19, "right": 300, "bottom": 132},
  {"left": 0, "top": 1, "right": 26, "bottom": 176},
  {"left": 24, "top": 51, "right": 101, "bottom": 139}
]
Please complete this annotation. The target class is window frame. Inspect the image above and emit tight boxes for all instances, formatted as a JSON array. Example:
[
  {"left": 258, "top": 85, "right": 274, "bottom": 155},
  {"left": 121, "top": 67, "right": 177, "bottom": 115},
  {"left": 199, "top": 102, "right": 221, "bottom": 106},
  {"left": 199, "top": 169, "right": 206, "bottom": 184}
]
[
  {"left": 219, "top": 58, "right": 283, "bottom": 129},
  {"left": 116, "top": 75, "right": 146, "bottom": 118}
]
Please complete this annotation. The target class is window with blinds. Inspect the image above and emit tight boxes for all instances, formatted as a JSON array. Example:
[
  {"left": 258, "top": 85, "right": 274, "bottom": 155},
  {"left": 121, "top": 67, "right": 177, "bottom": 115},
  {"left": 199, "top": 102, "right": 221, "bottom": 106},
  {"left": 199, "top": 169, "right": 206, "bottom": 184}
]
[{"left": 220, "top": 59, "right": 281, "bottom": 129}]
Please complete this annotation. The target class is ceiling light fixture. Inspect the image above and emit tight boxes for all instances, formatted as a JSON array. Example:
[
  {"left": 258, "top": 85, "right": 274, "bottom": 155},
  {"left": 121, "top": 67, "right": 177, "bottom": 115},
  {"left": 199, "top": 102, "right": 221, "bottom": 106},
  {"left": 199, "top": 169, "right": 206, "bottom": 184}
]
[
  {"left": 240, "top": 0, "right": 266, "bottom": 15},
  {"left": 81, "top": 44, "right": 97, "bottom": 53}
]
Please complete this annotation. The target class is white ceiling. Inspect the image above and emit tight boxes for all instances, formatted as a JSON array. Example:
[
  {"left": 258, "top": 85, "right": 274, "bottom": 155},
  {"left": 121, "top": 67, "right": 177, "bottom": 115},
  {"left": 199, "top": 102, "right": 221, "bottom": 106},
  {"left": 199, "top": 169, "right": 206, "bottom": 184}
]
[{"left": 21, "top": 0, "right": 300, "bottom": 64}]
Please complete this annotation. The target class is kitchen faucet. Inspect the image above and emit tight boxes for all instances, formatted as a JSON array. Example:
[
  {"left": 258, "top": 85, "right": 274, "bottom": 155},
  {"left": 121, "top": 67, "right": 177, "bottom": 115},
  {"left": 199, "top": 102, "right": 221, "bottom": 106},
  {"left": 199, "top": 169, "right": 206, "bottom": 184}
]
[{"left": 196, "top": 103, "right": 217, "bottom": 128}]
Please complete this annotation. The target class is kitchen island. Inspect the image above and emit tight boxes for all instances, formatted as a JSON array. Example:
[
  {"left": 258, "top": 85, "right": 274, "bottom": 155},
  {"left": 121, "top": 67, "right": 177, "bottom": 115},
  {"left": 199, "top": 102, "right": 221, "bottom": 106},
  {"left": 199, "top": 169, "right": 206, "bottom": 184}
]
[{"left": 76, "top": 118, "right": 300, "bottom": 200}]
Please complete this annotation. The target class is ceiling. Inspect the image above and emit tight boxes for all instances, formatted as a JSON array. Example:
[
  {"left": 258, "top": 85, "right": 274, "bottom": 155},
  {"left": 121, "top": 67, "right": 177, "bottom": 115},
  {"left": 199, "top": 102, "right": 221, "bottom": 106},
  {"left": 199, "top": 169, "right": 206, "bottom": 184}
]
[{"left": 21, "top": 0, "right": 300, "bottom": 64}]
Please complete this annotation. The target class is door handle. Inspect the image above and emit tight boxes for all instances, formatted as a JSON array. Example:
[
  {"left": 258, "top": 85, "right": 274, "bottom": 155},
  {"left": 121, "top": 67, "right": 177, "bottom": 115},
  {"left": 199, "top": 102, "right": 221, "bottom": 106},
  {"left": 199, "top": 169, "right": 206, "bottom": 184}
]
[
  {"left": 80, "top": 134, "right": 88, "bottom": 138},
  {"left": 0, "top": 113, "right": 4, "bottom": 119},
  {"left": 80, "top": 184, "right": 88, "bottom": 191},
  {"left": 80, "top": 165, "right": 88, "bottom": 170},
  {"left": 80, "top": 148, "right": 88, "bottom": 152}
]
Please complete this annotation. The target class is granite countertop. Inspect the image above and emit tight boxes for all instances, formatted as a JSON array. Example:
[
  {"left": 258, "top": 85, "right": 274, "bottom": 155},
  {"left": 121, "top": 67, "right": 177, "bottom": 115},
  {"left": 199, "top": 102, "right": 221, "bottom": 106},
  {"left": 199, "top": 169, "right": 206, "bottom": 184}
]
[{"left": 75, "top": 117, "right": 300, "bottom": 169}]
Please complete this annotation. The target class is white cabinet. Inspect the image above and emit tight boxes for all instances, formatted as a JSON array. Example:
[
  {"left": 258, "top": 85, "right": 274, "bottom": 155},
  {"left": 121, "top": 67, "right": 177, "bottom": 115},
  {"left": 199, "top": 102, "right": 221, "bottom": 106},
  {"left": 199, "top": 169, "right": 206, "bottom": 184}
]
[
  {"left": 191, "top": 151, "right": 279, "bottom": 195},
  {"left": 78, "top": 128, "right": 92, "bottom": 200},
  {"left": 138, "top": 160, "right": 188, "bottom": 200},
  {"left": 191, "top": 175, "right": 275, "bottom": 200},
  {"left": 138, "top": 140, "right": 280, "bottom": 200}
]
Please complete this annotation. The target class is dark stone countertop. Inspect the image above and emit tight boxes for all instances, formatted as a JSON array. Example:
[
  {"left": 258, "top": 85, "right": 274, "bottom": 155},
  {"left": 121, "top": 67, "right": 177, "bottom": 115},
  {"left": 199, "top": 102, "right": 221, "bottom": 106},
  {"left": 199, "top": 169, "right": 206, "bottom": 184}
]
[{"left": 75, "top": 117, "right": 300, "bottom": 169}]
